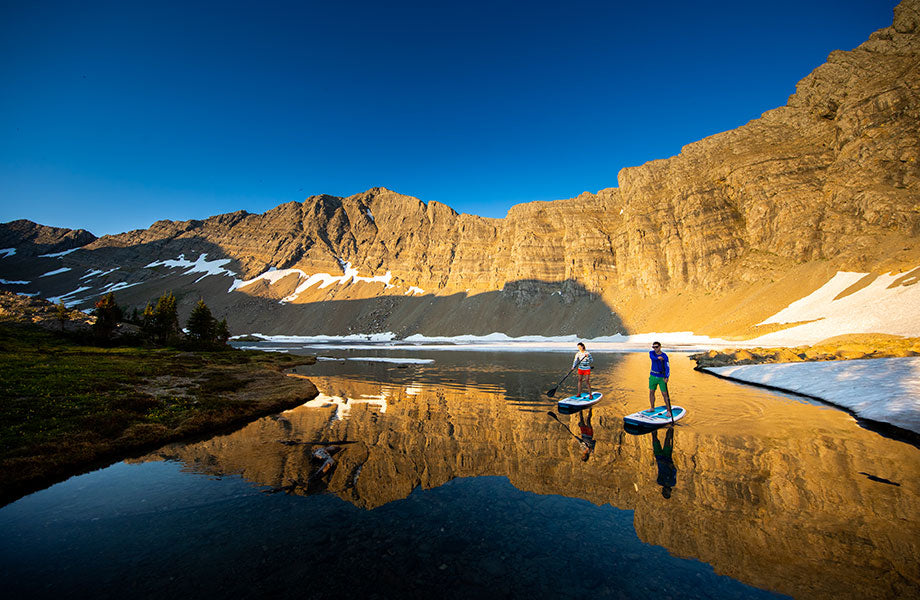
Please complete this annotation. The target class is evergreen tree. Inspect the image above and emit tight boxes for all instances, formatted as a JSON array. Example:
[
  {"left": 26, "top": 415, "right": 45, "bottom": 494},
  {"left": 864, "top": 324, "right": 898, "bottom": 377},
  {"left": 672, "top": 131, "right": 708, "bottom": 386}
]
[
  {"left": 55, "top": 302, "right": 70, "bottom": 332},
  {"left": 92, "top": 292, "right": 123, "bottom": 341},
  {"left": 215, "top": 318, "right": 230, "bottom": 345},
  {"left": 186, "top": 299, "right": 215, "bottom": 342},
  {"left": 153, "top": 291, "right": 180, "bottom": 345},
  {"left": 140, "top": 302, "right": 156, "bottom": 341}
]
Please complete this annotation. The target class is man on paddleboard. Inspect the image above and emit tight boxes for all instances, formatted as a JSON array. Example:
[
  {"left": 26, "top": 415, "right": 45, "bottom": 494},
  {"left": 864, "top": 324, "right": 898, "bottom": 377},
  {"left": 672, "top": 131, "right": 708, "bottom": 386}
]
[
  {"left": 648, "top": 341, "right": 673, "bottom": 417},
  {"left": 573, "top": 342, "right": 593, "bottom": 397}
]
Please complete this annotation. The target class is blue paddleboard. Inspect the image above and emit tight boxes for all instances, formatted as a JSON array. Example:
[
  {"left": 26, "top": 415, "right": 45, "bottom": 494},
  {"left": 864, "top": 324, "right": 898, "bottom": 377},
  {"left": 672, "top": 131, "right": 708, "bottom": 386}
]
[
  {"left": 558, "top": 392, "right": 602, "bottom": 412},
  {"left": 623, "top": 405, "right": 686, "bottom": 428}
]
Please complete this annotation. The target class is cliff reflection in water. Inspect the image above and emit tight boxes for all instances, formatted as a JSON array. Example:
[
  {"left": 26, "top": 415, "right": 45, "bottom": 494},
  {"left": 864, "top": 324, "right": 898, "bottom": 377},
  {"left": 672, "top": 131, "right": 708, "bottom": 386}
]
[{"left": 139, "top": 352, "right": 920, "bottom": 600}]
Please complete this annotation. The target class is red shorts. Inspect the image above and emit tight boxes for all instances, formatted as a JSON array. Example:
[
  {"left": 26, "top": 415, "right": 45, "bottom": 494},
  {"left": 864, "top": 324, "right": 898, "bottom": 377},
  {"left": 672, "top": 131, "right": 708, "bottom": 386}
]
[{"left": 578, "top": 368, "right": 591, "bottom": 376}]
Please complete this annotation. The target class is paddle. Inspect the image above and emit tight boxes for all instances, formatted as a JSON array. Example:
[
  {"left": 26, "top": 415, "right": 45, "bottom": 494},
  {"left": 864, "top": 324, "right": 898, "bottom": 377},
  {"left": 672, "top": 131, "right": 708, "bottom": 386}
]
[
  {"left": 546, "top": 367, "right": 576, "bottom": 398},
  {"left": 666, "top": 388, "right": 675, "bottom": 425},
  {"left": 547, "top": 411, "right": 582, "bottom": 442}
]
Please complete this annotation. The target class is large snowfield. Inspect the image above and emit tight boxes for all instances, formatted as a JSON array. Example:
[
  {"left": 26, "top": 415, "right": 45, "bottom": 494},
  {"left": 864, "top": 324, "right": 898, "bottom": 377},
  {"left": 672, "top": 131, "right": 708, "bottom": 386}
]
[{"left": 751, "top": 268, "right": 920, "bottom": 345}]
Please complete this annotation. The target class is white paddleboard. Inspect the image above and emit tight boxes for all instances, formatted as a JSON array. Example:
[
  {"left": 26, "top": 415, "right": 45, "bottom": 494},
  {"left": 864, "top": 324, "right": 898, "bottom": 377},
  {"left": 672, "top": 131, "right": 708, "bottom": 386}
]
[
  {"left": 558, "top": 392, "right": 603, "bottom": 412},
  {"left": 623, "top": 405, "right": 686, "bottom": 427}
]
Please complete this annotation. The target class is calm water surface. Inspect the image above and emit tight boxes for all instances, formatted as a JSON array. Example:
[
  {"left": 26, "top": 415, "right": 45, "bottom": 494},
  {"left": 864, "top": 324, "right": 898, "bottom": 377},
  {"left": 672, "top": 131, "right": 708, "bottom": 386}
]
[{"left": 2, "top": 348, "right": 918, "bottom": 600}]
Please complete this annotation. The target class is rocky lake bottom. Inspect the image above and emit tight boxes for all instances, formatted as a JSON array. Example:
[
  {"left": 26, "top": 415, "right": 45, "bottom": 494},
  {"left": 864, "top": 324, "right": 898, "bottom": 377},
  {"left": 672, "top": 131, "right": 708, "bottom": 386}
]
[{"left": 1, "top": 348, "right": 918, "bottom": 599}]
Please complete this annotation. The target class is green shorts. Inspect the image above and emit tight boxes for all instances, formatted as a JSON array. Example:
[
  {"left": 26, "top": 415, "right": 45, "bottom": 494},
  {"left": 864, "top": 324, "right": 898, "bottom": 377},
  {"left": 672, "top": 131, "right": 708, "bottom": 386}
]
[{"left": 649, "top": 375, "right": 668, "bottom": 392}]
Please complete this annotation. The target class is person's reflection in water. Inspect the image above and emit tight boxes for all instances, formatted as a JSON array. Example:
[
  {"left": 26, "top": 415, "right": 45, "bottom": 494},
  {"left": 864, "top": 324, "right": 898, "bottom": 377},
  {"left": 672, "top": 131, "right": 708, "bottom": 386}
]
[
  {"left": 651, "top": 426, "right": 676, "bottom": 498},
  {"left": 578, "top": 408, "right": 596, "bottom": 462}
]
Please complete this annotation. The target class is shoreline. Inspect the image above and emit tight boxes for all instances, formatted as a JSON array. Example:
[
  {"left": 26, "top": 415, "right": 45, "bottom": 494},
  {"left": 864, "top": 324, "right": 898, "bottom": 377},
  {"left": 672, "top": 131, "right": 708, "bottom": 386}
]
[
  {"left": 695, "top": 364, "right": 920, "bottom": 446},
  {"left": 0, "top": 323, "right": 320, "bottom": 508},
  {"left": 690, "top": 334, "right": 920, "bottom": 368},
  {"left": 1, "top": 376, "right": 318, "bottom": 508},
  {"left": 688, "top": 336, "right": 920, "bottom": 440}
]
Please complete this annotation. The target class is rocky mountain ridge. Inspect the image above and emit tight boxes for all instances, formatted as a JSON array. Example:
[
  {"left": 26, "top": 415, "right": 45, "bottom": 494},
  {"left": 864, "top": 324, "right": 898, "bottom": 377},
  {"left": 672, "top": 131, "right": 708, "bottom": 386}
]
[{"left": 1, "top": 0, "right": 918, "bottom": 338}]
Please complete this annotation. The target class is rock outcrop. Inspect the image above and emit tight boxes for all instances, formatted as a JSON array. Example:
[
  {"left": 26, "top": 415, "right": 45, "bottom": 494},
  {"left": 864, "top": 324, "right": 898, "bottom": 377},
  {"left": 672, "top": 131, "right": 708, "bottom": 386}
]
[
  {"left": 0, "top": 290, "right": 94, "bottom": 332},
  {"left": 0, "top": 220, "right": 96, "bottom": 257},
  {"left": 1, "top": 1, "right": 918, "bottom": 338},
  {"left": 692, "top": 334, "right": 920, "bottom": 367}
]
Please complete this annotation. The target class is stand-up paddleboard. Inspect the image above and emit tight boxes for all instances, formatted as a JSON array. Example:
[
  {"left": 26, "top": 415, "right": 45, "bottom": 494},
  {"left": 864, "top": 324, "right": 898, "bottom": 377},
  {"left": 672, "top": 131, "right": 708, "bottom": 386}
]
[
  {"left": 558, "top": 392, "right": 602, "bottom": 414},
  {"left": 623, "top": 405, "right": 686, "bottom": 428}
]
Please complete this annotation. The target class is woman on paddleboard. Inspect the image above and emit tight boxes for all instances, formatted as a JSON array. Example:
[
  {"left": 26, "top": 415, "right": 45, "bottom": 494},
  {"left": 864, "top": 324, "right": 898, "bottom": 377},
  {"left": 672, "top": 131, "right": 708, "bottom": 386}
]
[{"left": 573, "top": 342, "right": 593, "bottom": 397}]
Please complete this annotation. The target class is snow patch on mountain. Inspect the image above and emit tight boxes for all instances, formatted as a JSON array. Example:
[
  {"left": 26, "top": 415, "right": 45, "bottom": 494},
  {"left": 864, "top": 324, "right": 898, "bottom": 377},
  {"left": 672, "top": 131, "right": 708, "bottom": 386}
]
[{"left": 145, "top": 253, "right": 235, "bottom": 283}]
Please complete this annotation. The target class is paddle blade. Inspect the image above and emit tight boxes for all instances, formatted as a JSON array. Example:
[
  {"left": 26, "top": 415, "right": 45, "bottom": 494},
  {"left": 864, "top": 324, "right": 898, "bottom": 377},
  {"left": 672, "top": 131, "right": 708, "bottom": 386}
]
[{"left": 546, "top": 387, "right": 557, "bottom": 398}]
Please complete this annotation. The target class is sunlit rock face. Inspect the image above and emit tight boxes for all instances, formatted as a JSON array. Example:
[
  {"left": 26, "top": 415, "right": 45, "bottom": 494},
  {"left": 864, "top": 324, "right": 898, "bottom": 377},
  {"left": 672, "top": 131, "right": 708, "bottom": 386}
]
[
  {"left": 1, "top": 1, "right": 918, "bottom": 337},
  {"left": 136, "top": 354, "right": 920, "bottom": 600}
]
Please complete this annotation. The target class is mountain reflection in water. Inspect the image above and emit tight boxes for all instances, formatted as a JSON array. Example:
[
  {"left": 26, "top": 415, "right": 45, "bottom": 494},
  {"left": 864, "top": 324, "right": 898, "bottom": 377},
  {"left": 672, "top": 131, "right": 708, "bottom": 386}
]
[
  {"left": 2, "top": 350, "right": 917, "bottom": 599},
  {"left": 126, "top": 350, "right": 920, "bottom": 600}
]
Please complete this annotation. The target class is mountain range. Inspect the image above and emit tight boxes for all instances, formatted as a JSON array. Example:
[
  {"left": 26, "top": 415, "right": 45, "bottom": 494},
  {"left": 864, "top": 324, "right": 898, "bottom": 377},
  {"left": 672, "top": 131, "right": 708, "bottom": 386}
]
[{"left": 2, "top": 0, "right": 918, "bottom": 340}]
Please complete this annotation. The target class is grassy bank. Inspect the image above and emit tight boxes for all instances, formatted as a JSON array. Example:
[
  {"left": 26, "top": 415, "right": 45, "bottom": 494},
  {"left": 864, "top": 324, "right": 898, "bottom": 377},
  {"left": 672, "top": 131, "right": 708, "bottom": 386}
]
[{"left": 0, "top": 323, "right": 318, "bottom": 506}]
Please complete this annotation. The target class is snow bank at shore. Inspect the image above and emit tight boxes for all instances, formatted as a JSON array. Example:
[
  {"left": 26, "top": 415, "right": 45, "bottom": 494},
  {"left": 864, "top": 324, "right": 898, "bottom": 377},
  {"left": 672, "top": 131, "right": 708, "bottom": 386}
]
[
  {"left": 317, "top": 356, "right": 434, "bottom": 364},
  {"left": 705, "top": 358, "right": 920, "bottom": 435}
]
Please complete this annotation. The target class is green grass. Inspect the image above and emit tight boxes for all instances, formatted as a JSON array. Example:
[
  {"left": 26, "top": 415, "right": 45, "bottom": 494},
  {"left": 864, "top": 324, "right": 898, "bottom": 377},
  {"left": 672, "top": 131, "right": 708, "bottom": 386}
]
[{"left": 0, "top": 322, "right": 315, "bottom": 504}]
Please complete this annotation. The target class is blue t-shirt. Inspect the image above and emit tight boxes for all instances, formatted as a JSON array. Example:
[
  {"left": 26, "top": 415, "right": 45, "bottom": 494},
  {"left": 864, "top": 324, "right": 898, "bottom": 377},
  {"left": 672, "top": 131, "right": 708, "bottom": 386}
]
[{"left": 649, "top": 350, "right": 669, "bottom": 378}]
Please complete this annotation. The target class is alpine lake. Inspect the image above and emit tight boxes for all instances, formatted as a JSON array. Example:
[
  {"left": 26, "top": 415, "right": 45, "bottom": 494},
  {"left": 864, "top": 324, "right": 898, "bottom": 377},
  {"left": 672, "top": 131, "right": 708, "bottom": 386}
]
[{"left": 1, "top": 345, "right": 918, "bottom": 600}]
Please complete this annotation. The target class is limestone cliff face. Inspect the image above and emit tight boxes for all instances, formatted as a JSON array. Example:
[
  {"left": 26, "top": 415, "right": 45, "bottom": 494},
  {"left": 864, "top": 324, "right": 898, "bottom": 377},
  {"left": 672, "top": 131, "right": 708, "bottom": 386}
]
[
  {"left": 1, "top": 1, "right": 918, "bottom": 337},
  {"left": 615, "top": 0, "right": 920, "bottom": 293}
]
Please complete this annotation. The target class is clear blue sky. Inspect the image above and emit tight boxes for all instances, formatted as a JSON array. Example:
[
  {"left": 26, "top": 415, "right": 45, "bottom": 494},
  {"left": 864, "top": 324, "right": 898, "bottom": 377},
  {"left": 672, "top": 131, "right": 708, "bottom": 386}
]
[{"left": 0, "top": 0, "right": 898, "bottom": 235}]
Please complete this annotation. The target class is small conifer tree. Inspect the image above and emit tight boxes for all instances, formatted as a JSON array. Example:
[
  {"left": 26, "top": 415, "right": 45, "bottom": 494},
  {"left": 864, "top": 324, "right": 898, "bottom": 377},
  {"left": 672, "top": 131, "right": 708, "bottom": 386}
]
[
  {"left": 153, "top": 291, "right": 180, "bottom": 345},
  {"left": 215, "top": 318, "right": 230, "bottom": 345},
  {"left": 92, "top": 292, "right": 123, "bottom": 341},
  {"left": 186, "top": 299, "right": 215, "bottom": 342},
  {"left": 56, "top": 302, "right": 70, "bottom": 332},
  {"left": 140, "top": 302, "right": 156, "bottom": 341}
]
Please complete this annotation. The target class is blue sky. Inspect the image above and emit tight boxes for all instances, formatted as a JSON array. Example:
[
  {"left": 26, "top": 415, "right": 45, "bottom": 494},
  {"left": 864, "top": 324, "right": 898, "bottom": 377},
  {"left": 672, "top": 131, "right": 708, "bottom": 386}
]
[{"left": 0, "top": 0, "right": 898, "bottom": 235}]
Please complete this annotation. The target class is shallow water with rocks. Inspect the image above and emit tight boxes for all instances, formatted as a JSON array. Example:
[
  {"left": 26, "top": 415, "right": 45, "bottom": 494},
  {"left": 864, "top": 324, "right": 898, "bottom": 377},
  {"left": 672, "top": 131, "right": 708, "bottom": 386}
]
[{"left": 1, "top": 347, "right": 918, "bottom": 599}]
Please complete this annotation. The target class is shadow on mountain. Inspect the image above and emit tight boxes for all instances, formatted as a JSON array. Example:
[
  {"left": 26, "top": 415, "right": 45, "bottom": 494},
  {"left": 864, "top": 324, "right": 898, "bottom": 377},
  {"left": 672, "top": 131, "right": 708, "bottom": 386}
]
[
  {"left": 0, "top": 234, "right": 626, "bottom": 337},
  {"left": 0, "top": 220, "right": 97, "bottom": 257},
  {"left": 225, "top": 279, "right": 627, "bottom": 338}
]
